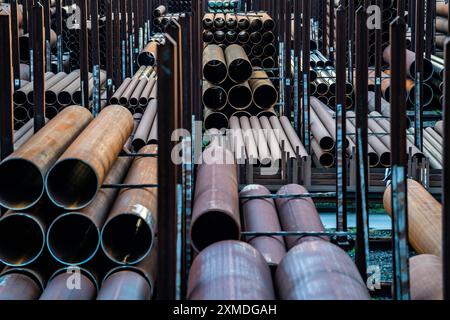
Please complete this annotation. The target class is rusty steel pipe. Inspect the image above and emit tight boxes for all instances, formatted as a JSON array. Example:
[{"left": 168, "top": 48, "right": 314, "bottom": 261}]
[
  {"left": 139, "top": 78, "right": 157, "bottom": 106},
  {"left": 310, "top": 108, "right": 335, "bottom": 152},
  {"left": 225, "top": 44, "right": 253, "bottom": 83},
  {"left": 214, "top": 30, "right": 226, "bottom": 43},
  {"left": 0, "top": 269, "right": 42, "bottom": 300},
  {"left": 129, "top": 79, "right": 148, "bottom": 108},
  {"left": 203, "top": 30, "right": 214, "bottom": 43},
  {"left": 237, "top": 30, "right": 250, "bottom": 44},
  {"left": 101, "top": 145, "right": 158, "bottom": 265},
  {"left": 46, "top": 157, "right": 132, "bottom": 266},
  {"left": 132, "top": 100, "right": 158, "bottom": 151},
  {"left": 228, "top": 81, "right": 252, "bottom": 110},
  {"left": 73, "top": 71, "right": 106, "bottom": 105},
  {"left": 45, "top": 70, "right": 81, "bottom": 105},
  {"left": 28, "top": 72, "right": 67, "bottom": 104},
  {"left": 0, "top": 106, "right": 93, "bottom": 210},
  {"left": 276, "top": 184, "right": 327, "bottom": 249},
  {"left": 110, "top": 78, "right": 131, "bottom": 105},
  {"left": 190, "top": 146, "right": 240, "bottom": 252},
  {"left": 202, "top": 81, "right": 228, "bottom": 110},
  {"left": 203, "top": 45, "right": 228, "bottom": 84},
  {"left": 214, "top": 13, "right": 226, "bottom": 29},
  {"left": 46, "top": 105, "right": 133, "bottom": 210},
  {"left": 383, "top": 45, "right": 434, "bottom": 81},
  {"left": 147, "top": 116, "right": 158, "bottom": 145},
  {"left": 202, "top": 13, "right": 214, "bottom": 30},
  {"left": 57, "top": 73, "right": 93, "bottom": 106},
  {"left": 98, "top": 243, "right": 157, "bottom": 300},
  {"left": 204, "top": 108, "right": 229, "bottom": 130},
  {"left": 249, "top": 68, "right": 278, "bottom": 110},
  {"left": 240, "top": 185, "right": 286, "bottom": 271},
  {"left": 410, "top": 254, "right": 443, "bottom": 300},
  {"left": 187, "top": 241, "right": 275, "bottom": 300},
  {"left": 346, "top": 117, "right": 380, "bottom": 168},
  {"left": 13, "top": 72, "right": 54, "bottom": 105},
  {"left": 276, "top": 239, "right": 371, "bottom": 300},
  {"left": 436, "top": 2, "right": 448, "bottom": 17},
  {"left": 384, "top": 179, "right": 442, "bottom": 257},
  {"left": 138, "top": 41, "right": 158, "bottom": 67},
  {"left": 236, "top": 14, "right": 250, "bottom": 30}
]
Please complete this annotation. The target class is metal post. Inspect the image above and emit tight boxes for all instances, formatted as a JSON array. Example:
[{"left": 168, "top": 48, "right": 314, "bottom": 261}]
[
  {"left": 120, "top": 0, "right": 129, "bottom": 78},
  {"left": 329, "top": 0, "right": 335, "bottom": 61},
  {"left": 79, "top": 0, "right": 90, "bottom": 108},
  {"left": 32, "top": 2, "right": 46, "bottom": 132},
  {"left": 302, "top": 0, "right": 311, "bottom": 153},
  {"left": 294, "top": 0, "right": 301, "bottom": 135},
  {"left": 335, "top": 5, "right": 347, "bottom": 232},
  {"left": 10, "top": 0, "right": 21, "bottom": 89},
  {"left": 414, "top": 0, "right": 424, "bottom": 150},
  {"left": 390, "top": 16, "right": 410, "bottom": 301},
  {"left": 43, "top": 0, "right": 51, "bottom": 72},
  {"left": 113, "top": 0, "right": 122, "bottom": 85},
  {"left": 425, "top": 0, "right": 435, "bottom": 59},
  {"left": 443, "top": 36, "right": 450, "bottom": 302},
  {"left": 397, "top": 0, "right": 405, "bottom": 18},
  {"left": 55, "top": 0, "right": 64, "bottom": 72},
  {"left": 355, "top": 6, "right": 369, "bottom": 282},
  {"left": 322, "top": 0, "right": 328, "bottom": 55},
  {"left": 375, "top": 0, "right": 383, "bottom": 113},
  {"left": 284, "top": 0, "right": 291, "bottom": 118},
  {"left": 27, "top": 0, "right": 34, "bottom": 81},
  {"left": 91, "top": 0, "right": 101, "bottom": 116},
  {"left": 106, "top": 0, "right": 114, "bottom": 98},
  {"left": 0, "top": 11, "right": 14, "bottom": 160}
]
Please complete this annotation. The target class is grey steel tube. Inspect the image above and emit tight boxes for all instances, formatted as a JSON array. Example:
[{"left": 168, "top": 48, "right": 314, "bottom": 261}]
[
  {"left": 139, "top": 78, "right": 157, "bottom": 106},
  {"left": 28, "top": 72, "right": 67, "bottom": 104},
  {"left": 110, "top": 78, "right": 131, "bottom": 105},
  {"left": 204, "top": 108, "right": 229, "bottom": 130},
  {"left": 14, "top": 105, "right": 28, "bottom": 122},
  {"left": 383, "top": 45, "right": 434, "bottom": 81},
  {"left": 229, "top": 116, "right": 247, "bottom": 164},
  {"left": 203, "top": 45, "right": 228, "bottom": 84},
  {"left": 101, "top": 145, "right": 158, "bottom": 265},
  {"left": 240, "top": 184, "right": 286, "bottom": 271},
  {"left": 190, "top": 146, "right": 240, "bottom": 252},
  {"left": 276, "top": 184, "right": 327, "bottom": 249},
  {"left": 410, "top": 254, "right": 443, "bottom": 300},
  {"left": 435, "top": 120, "right": 444, "bottom": 137},
  {"left": 73, "top": 71, "right": 106, "bottom": 105},
  {"left": 129, "top": 79, "right": 149, "bottom": 107},
  {"left": 132, "top": 100, "right": 157, "bottom": 151},
  {"left": 46, "top": 105, "right": 133, "bottom": 210},
  {"left": 279, "top": 116, "right": 309, "bottom": 159},
  {"left": 203, "top": 81, "right": 228, "bottom": 110},
  {"left": 249, "top": 116, "right": 272, "bottom": 165},
  {"left": 249, "top": 68, "right": 278, "bottom": 109},
  {"left": 187, "top": 241, "right": 275, "bottom": 300},
  {"left": 225, "top": 44, "right": 253, "bottom": 83},
  {"left": 269, "top": 116, "right": 296, "bottom": 159},
  {"left": 0, "top": 269, "right": 43, "bottom": 300},
  {"left": 47, "top": 157, "right": 132, "bottom": 266},
  {"left": 276, "top": 239, "right": 371, "bottom": 300},
  {"left": 0, "top": 106, "right": 93, "bottom": 210},
  {"left": 310, "top": 109, "right": 335, "bottom": 151},
  {"left": 123, "top": 114, "right": 143, "bottom": 154},
  {"left": 346, "top": 117, "right": 380, "bottom": 168},
  {"left": 239, "top": 116, "right": 259, "bottom": 165},
  {"left": 57, "top": 73, "right": 93, "bottom": 106},
  {"left": 98, "top": 243, "right": 157, "bottom": 300},
  {"left": 147, "top": 115, "right": 158, "bottom": 145},
  {"left": 119, "top": 67, "right": 150, "bottom": 105},
  {"left": 39, "top": 267, "right": 98, "bottom": 300},
  {"left": 259, "top": 116, "right": 282, "bottom": 164},
  {"left": 228, "top": 81, "right": 252, "bottom": 109},
  {"left": 311, "top": 139, "right": 335, "bottom": 168},
  {"left": 14, "top": 118, "right": 34, "bottom": 141},
  {"left": 46, "top": 71, "right": 81, "bottom": 105},
  {"left": 13, "top": 72, "right": 54, "bottom": 105}
]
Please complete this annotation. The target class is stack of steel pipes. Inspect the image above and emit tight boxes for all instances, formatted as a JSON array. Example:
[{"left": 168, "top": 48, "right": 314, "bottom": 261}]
[
  {"left": 203, "top": 44, "right": 279, "bottom": 129},
  {"left": 109, "top": 66, "right": 157, "bottom": 114},
  {"left": 137, "top": 34, "right": 165, "bottom": 67},
  {"left": 152, "top": 12, "right": 182, "bottom": 33},
  {"left": 208, "top": 0, "right": 240, "bottom": 12},
  {"left": 202, "top": 11, "right": 277, "bottom": 69},
  {"left": 188, "top": 179, "right": 370, "bottom": 300},
  {"left": 430, "top": 54, "right": 445, "bottom": 108},
  {"left": 205, "top": 116, "right": 308, "bottom": 166},
  {"left": 12, "top": 70, "right": 106, "bottom": 129},
  {"left": 435, "top": 1, "right": 449, "bottom": 57},
  {"left": 167, "top": 0, "right": 192, "bottom": 13},
  {"left": 0, "top": 105, "right": 159, "bottom": 300}
]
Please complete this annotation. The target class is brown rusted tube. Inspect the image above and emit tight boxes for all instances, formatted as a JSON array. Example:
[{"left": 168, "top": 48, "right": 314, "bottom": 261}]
[
  {"left": 276, "top": 184, "right": 327, "bottom": 249},
  {"left": 204, "top": 108, "right": 229, "bottom": 130},
  {"left": 203, "top": 30, "right": 214, "bottom": 43},
  {"left": 346, "top": 117, "right": 380, "bottom": 167},
  {"left": 39, "top": 267, "right": 98, "bottom": 300},
  {"left": 101, "top": 145, "right": 157, "bottom": 265},
  {"left": 0, "top": 106, "right": 93, "bottom": 210},
  {"left": 276, "top": 239, "right": 370, "bottom": 300},
  {"left": 147, "top": 115, "right": 158, "bottom": 145},
  {"left": 237, "top": 30, "right": 250, "bottom": 43},
  {"left": 240, "top": 185, "right": 286, "bottom": 271},
  {"left": 73, "top": 71, "right": 106, "bottom": 105},
  {"left": 214, "top": 30, "right": 226, "bottom": 43},
  {"left": 139, "top": 78, "right": 157, "bottom": 106},
  {"left": 261, "top": 12, "right": 275, "bottom": 31},
  {"left": 110, "top": 78, "right": 131, "bottom": 105},
  {"left": 279, "top": 116, "right": 308, "bottom": 158},
  {"left": 311, "top": 139, "right": 335, "bottom": 168},
  {"left": 384, "top": 179, "right": 441, "bottom": 256},
  {"left": 98, "top": 243, "right": 157, "bottom": 300},
  {"left": 28, "top": 72, "right": 67, "bottom": 104},
  {"left": 269, "top": 116, "right": 297, "bottom": 159},
  {"left": 123, "top": 113, "right": 143, "bottom": 153},
  {"left": 57, "top": 73, "right": 93, "bottom": 106},
  {"left": 310, "top": 108, "right": 335, "bottom": 152},
  {"left": 13, "top": 72, "right": 54, "bottom": 105},
  {"left": 46, "top": 105, "right": 133, "bottom": 210},
  {"left": 187, "top": 241, "right": 275, "bottom": 300},
  {"left": 436, "top": 2, "right": 448, "bottom": 17},
  {"left": 129, "top": 78, "right": 149, "bottom": 107},
  {"left": 153, "top": 5, "right": 166, "bottom": 17},
  {"left": 239, "top": 116, "right": 259, "bottom": 165},
  {"left": 225, "top": 44, "right": 253, "bottom": 83},
  {"left": 132, "top": 100, "right": 158, "bottom": 151},
  {"left": 228, "top": 81, "right": 252, "bottom": 109},
  {"left": 248, "top": 14, "right": 263, "bottom": 31},
  {"left": 45, "top": 70, "right": 81, "bottom": 105},
  {"left": 436, "top": 17, "right": 449, "bottom": 33},
  {"left": 0, "top": 271, "right": 42, "bottom": 300},
  {"left": 249, "top": 68, "right": 278, "bottom": 109},
  {"left": 203, "top": 45, "right": 228, "bottom": 84},
  {"left": 410, "top": 254, "right": 443, "bottom": 300},
  {"left": 47, "top": 157, "right": 132, "bottom": 266},
  {"left": 202, "top": 81, "right": 228, "bottom": 110},
  {"left": 190, "top": 146, "right": 240, "bottom": 252},
  {"left": 249, "top": 116, "right": 272, "bottom": 165},
  {"left": 138, "top": 41, "right": 158, "bottom": 67},
  {"left": 383, "top": 45, "right": 434, "bottom": 81},
  {"left": 214, "top": 13, "right": 226, "bottom": 29}
]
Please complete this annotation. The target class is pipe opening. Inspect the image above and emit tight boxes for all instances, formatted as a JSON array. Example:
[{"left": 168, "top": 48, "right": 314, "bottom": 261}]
[
  {"left": 380, "top": 152, "right": 391, "bottom": 168},
  {"left": 203, "top": 86, "right": 227, "bottom": 110},
  {"left": 45, "top": 91, "right": 58, "bottom": 105},
  {"left": 409, "top": 59, "right": 434, "bottom": 81},
  {"left": 101, "top": 214, "right": 153, "bottom": 264},
  {"left": 319, "top": 137, "right": 335, "bottom": 151},
  {"left": 316, "top": 83, "right": 328, "bottom": 96},
  {"left": 228, "top": 59, "right": 252, "bottom": 83},
  {"left": 262, "top": 57, "right": 275, "bottom": 69},
  {"left": 319, "top": 153, "right": 335, "bottom": 168},
  {"left": 203, "top": 60, "right": 227, "bottom": 84},
  {"left": 138, "top": 54, "right": 156, "bottom": 67},
  {"left": 0, "top": 159, "right": 43, "bottom": 210},
  {"left": 0, "top": 214, "right": 45, "bottom": 266},
  {"left": 13, "top": 91, "right": 27, "bottom": 105},
  {"left": 58, "top": 91, "right": 73, "bottom": 106},
  {"left": 191, "top": 211, "right": 240, "bottom": 252},
  {"left": 47, "top": 213, "right": 100, "bottom": 265},
  {"left": 368, "top": 152, "right": 380, "bottom": 168},
  {"left": 229, "top": 85, "right": 252, "bottom": 109},
  {"left": 205, "top": 112, "right": 229, "bottom": 130},
  {"left": 263, "top": 44, "right": 276, "bottom": 56},
  {"left": 254, "top": 85, "right": 278, "bottom": 109},
  {"left": 14, "top": 106, "right": 29, "bottom": 122},
  {"left": 46, "top": 159, "right": 99, "bottom": 210}
]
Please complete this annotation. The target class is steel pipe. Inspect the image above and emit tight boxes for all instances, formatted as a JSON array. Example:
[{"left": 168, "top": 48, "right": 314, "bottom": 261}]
[
  {"left": 203, "top": 45, "right": 227, "bottom": 84},
  {"left": 228, "top": 81, "right": 252, "bottom": 109},
  {"left": 249, "top": 68, "right": 278, "bottom": 109},
  {"left": 410, "top": 254, "right": 443, "bottom": 300},
  {"left": 203, "top": 81, "right": 228, "bottom": 110},
  {"left": 224, "top": 44, "right": 253, "bottom": 83},
  {"left": 204, "top": 108, "right": 229, "bottom": 130},
  {"left": 383, "top": 45, "right": 434, "bottom": 81}
]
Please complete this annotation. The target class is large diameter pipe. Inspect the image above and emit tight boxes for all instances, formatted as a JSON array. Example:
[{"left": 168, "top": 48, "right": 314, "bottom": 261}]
[
  {"left": 0, "top": 269, "right": 42, "bottom": 300},
  {"left": 240, "top": 185, "right": 286, "bottom": 271},
  {"left": 203, "top": 81, "right": 228, "bottom": 110},
  {"left": 0, "top": 106, "right": 93, "bottom": 210},
  {"left": 204, "top": 108, "right": 229, "bottom": 130},
  {"left": 384, "top": 179, "right": 441, "bottom": 257},
  {"left": 98, "top": 243, "right": 157, "bottom": 300},
  {"left": 310, "top": 109, "right": 335, "bottom": 151},
  {"left": 132, "top": 100, "right": 157, "bottom": 151},
  {"left": 383, "top": 45, "right": 434, "bottom": 81},
  {"left": 101, "top": 145, "right": 158, "bottom": 265},
  {"left": 138, "top": 41, "right": 158, "bottom": 67},
  {"left": 47, "top": 157, "right": 132, "bottom": 266},
  {"left": 187, "top": 241, "right": 275, "bottom": 300},
  {"left": 276, "top": 239, "right": 371, "bottom": 300},
  {"left": 190, "top": 146, "right": 240, "bottom": 252},
  {"left": 410, "top": 254, "right": 443, "bottom": 300},
  {"left": 311, "top": 139, "right": 336, "bottom": 168},
  {"left": 224, "top": 44, "right": 253, "bottom": 83},
  {"left": 249, "top": 68, "right": 278, "bottom": 109},
  {"left": 46, "top": 105, "right": 133, "bottom": 210},
  {"left": 203, "top": 45, "right": 227, "bottom": 84},
  {"left": 275, "top": 184, "right": 327, "bottom": 249},
  {"left": 227, "top": 81, "right": 252, "bottom": 109}
]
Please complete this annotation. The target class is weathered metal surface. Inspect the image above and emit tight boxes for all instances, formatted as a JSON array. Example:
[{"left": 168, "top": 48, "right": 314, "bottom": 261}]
[{"left": 410, "top": 254, "right": 443, "bottom": 300}]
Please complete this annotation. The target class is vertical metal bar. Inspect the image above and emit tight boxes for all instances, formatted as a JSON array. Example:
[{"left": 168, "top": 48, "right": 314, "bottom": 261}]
[
  {"left": 120, "top": 0, "right": 129, "bottom": 78},
  {"left": 0, "top": 12, "right": 14, "bottom": 161},
  {"left": 355, "top": 6, "right": 369, "bottom": 282},
  {"left": 409, "top": 0, "right": 415, "bottom": 48},
  {"left": 284, "top": 0, "right": 291, "bottom": 118},
  {"left": 375, "top": 0, "right": 382, "bottom": 113},
  {"left": 79, "top": 0, "right": 90, "bottom": 108},
  {"left": 106, "top": 0, "right": 114, "bottom": 98},
  {"left": 113, "top": 0, "right": 122, "bottom": 84},
  {"left": 157, "top": 34, "right": 178, "bottom": 301},
  {"left": 128, "top": 0, "right": 134, "bottom": 75},
  {"left": 302, "top": 0, "right": 311, "bottom": 153},
  {"left": 294, "top": 0, "right": 301, "bottom": 135},
  {"left": 322, "top": 0, "right": 328, "bottom": 55},
  {"left": 397, "top": 0, "right": 405, "bottom": 18},
  {"left": 329, "top": 0, "right": 335, "bottom": 61},
  {"left": 55, "top": 0, "right": 64, "bottom": 72},
  {"left": 91, "top": 0, "right": 101, "bottom": 116},
  {"left": 425, "top": 0, "right": 435, "bottom": 59},
  {"left": 335, "top": 5, "right": 347, "bottom": 233},
  {"left": 389, "top": 16, "right": 410, "bottom": 301},
  {"left": 414, "top": 0, "right": 424, "bottom": 151},
  {"left": 443, "top": 35, "right": 450, "bottom": 302},
  {"left": 22, "top": 0, "right": 28, "bottom": 33},
  {"left": 32, "top": 2, "right": 46, "bottom": 132},
  {"left": 27, "top": 0, "right": 34, "bottom": 81},
  {"left": 347, "top": 0, "right": 354, "bottom": 83},
  {"left": 43, "top": 0, "right": 51, "bottom": 72},
  {"left": 10, "top": 0, "right": 20, "bottom": 89}
]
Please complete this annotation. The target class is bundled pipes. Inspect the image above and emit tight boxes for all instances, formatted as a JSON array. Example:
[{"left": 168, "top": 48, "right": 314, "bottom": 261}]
[{"left": 202, "top": 44, "right": 279, "bottom": 129}]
